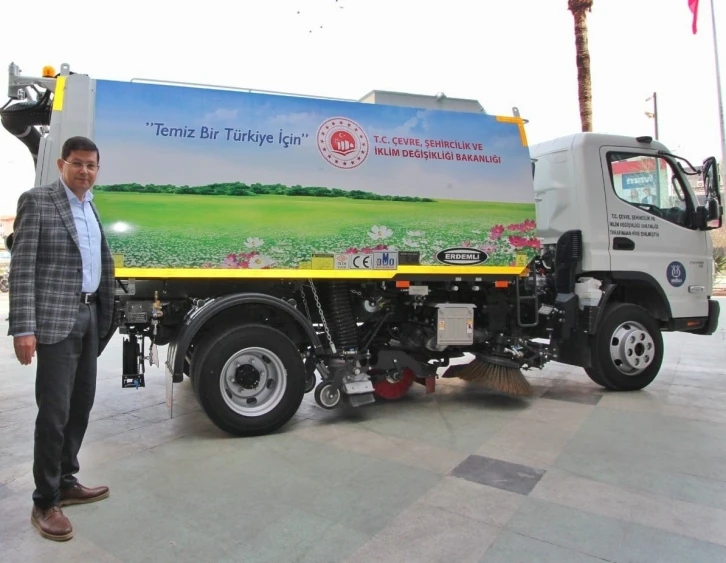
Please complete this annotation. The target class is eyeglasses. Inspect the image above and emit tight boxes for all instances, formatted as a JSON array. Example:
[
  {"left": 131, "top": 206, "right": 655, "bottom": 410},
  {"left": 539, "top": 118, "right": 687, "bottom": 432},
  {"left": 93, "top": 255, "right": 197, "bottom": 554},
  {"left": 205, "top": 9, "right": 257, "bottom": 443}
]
[{"left": 63, "top": 160, "right": 99, "bottom": 172}]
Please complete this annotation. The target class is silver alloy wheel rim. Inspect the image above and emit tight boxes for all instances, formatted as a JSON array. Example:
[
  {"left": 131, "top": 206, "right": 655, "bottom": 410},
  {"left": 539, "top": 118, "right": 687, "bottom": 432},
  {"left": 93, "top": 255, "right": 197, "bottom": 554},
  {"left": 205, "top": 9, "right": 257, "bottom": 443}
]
[
  {"left": 219, "top": 347, "right": 287, "bottom": 416},
  {"left": 609, "top": 320, "right": 655, "bottom": 376},
  {"left": 319, "top": 385, "right": 340, "bottom": 407}
]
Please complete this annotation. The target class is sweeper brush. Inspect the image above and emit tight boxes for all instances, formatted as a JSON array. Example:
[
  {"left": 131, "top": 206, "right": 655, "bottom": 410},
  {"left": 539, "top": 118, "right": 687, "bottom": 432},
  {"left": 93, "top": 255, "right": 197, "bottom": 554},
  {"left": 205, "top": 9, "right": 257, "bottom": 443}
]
[{"left": 442, "top": 354, "right": 532, "bottom": 396}]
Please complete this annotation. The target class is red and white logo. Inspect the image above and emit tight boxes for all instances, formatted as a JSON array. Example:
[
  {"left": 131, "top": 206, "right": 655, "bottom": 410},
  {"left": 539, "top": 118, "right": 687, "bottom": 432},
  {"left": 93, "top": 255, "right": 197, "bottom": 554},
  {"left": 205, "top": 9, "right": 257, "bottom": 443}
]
[{"left": 317, "top": 117, "right": 369, "bottom": 169}]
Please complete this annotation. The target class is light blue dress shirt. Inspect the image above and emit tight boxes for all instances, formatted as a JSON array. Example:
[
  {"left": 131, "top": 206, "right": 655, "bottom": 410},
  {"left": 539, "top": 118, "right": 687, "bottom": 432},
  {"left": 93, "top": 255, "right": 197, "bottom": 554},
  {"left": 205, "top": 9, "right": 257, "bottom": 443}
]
[{"left": 62, "top": 180, "right": 102, "bottom": 293}]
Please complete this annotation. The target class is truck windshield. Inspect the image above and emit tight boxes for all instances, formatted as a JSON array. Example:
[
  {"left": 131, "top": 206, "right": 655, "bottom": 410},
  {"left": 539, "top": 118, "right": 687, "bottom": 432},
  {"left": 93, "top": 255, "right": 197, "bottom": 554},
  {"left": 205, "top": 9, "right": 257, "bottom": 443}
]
[{"left": 606, "top": 151, "right": 696, "bottom": 229}]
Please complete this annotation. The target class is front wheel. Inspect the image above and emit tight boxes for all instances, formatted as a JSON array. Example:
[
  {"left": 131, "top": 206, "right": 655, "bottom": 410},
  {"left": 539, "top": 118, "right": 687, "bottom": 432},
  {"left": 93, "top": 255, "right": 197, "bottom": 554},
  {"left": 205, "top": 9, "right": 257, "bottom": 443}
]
[
  {"left": 192, "top": 324, "right": 306, "bottom": 436},
  {"left": 587, "top": 303, "right": 664, "bottom": 391}
]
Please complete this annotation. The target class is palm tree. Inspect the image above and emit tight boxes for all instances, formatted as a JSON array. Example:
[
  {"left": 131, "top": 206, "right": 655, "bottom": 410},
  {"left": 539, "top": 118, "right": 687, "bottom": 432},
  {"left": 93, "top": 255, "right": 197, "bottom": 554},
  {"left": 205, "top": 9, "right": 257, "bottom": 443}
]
[{"left": 568, "top": 0, "right": 594, "bottom": 132}]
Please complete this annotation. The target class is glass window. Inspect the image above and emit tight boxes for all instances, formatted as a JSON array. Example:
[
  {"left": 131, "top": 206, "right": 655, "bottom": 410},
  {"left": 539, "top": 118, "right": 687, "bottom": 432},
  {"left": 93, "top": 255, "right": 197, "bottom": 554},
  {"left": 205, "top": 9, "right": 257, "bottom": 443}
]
[{"left": 607, "top": 152, "right": 694, "bottom": 229}]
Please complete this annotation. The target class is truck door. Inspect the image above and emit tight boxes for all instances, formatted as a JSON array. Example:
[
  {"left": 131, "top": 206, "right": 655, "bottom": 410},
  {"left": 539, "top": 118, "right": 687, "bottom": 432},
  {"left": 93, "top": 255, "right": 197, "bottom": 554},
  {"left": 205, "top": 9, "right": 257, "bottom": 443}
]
[{"left": 600, "top": 147, "right": 711, "bottom": 319}]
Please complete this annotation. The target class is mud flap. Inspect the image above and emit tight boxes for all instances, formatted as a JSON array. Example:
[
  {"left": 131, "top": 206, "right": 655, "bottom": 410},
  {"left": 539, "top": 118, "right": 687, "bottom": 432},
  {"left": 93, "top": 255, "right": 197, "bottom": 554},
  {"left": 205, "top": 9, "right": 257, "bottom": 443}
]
[{"left": 692, "top": 298, "right": 721, "bottom": 335}]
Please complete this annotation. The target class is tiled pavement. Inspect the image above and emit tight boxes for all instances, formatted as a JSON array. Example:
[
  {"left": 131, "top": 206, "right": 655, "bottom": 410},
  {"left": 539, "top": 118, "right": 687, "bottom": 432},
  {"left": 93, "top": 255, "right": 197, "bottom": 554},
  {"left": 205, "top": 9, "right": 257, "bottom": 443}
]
[{"left": 1, "top": 294, "right": 725, "bottom": 562}]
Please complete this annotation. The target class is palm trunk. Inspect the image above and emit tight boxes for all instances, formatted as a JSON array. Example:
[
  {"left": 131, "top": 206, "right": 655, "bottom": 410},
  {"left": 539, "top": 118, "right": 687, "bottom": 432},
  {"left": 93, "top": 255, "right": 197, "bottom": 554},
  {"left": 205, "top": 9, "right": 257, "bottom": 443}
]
[{"left": 570, "top": 5, "right": 593, "bottom": 132}]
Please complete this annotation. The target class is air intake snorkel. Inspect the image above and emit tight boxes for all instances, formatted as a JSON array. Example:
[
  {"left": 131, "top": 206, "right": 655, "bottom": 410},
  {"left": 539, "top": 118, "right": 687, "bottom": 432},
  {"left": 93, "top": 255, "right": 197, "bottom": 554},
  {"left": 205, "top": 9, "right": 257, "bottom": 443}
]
[{"left": 0, "top": 62, "right": 56, "bottom": 167}]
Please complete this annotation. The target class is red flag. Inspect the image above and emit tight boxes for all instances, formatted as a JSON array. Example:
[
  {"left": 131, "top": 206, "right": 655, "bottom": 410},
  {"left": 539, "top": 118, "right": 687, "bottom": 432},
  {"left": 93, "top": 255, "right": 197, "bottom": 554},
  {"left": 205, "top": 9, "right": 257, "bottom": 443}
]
[{"left": 688, "top": 0, "right": 699, "bottom": 34}]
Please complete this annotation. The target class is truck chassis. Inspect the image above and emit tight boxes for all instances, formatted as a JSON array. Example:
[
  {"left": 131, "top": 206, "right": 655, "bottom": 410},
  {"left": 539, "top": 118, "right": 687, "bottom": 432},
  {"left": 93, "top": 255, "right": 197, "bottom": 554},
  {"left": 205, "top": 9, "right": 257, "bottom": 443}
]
[
  {"left": 116, "top": 228, "right": 717, "bottom": 437},
  {"left": 119, "top": 267, "right": 553, "bottom": 435}
]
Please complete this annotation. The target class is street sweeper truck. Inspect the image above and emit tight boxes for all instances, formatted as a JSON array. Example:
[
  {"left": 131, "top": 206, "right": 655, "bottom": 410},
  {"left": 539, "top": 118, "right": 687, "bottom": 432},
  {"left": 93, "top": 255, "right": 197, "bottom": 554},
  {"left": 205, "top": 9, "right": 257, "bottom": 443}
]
[{"left": 1, "top": 62, "right": 722, "bottom": 437}]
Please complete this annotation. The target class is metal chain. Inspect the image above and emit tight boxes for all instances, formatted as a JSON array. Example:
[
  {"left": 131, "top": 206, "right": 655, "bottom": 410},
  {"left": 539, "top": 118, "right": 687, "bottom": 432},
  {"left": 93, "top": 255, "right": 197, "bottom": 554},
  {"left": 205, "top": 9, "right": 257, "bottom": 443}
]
[
  {"left": 299, "top": 285, "right": 313, "bottom": 322},
  {"left": 308, "top": 279, "right": 337, "bottom": 354}
]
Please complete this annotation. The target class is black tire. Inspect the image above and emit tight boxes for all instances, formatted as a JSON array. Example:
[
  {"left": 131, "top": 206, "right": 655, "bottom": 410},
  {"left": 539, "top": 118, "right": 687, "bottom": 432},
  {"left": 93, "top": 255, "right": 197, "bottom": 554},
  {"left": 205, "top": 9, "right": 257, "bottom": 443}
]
[
  {"left": 191, "top": 323, "right": 306, "bottom": 436},
  {"left": 583, "top": 367, "right": 607, "bottom": 387},
  {"left": 588, "top": 303, "right": 664, "bottom": 391},
  {"left": 304, "top": 372, "right": 317, "bottom": 393},
  {"left": 314, "top": 381, "right": 341, "bottom": 409},
  {"left": 304, "top": 356, "right": 318, "bottom": 393}
]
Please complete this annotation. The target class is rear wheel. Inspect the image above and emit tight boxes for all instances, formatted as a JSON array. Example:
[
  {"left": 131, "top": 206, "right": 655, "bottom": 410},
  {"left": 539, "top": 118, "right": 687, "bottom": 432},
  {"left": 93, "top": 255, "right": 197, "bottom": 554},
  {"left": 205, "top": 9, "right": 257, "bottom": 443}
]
[
  {"left": 192, "top": 324, "right": 305, "bottom": 436},
  {"left": 587, "top": 303, "right": 663, "bottom": 391}
]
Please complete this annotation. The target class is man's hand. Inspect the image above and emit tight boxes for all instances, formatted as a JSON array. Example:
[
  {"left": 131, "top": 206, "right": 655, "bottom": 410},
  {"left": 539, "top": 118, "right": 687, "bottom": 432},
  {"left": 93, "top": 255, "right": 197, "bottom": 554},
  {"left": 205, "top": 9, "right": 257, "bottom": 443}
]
[{"left": 14, "top": 335, "right": 37, "bottom": 365}]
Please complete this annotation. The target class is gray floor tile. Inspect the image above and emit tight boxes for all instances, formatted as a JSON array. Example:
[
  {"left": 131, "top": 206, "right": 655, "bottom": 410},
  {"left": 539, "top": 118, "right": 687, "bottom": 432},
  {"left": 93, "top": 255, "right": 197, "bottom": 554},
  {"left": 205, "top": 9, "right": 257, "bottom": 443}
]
[
  {"left": 0, "top": 483, "right": 12, "bottom": 501},
  {"left": 663, "top": 402, "right": 726, "bottom": 424},
  {"left": 554, "top": 407, "right": 726, "bottom": 510},
  {"left": 291, "top": 420, "right": 468, "bottom": 475},
  {"left": 665, "top": 384, "right": 726, "bottom": 413},
  {"left": 0, "top": 492, "right": 124, "bottom": 563},
  {"left": 69, "top": 429, "right": 442, "bottom": 558},
  {"left": 451, "top": 454, "right": 545, "bottom": 495},
  {"left": 540, "top": 387, "right": 603, "bottom": 406},
  {"left": 347, "top": 395, "right": 517, "bottom": 454},
  {"left": 71, "top": 494, "right": 280, "bottom": 563},
  {"left": 480, "top": 530, "right": 610, "bottom": 563},
  {"left": 67, "top": 464, "right": 328, "bottom": 562},
  {"left": 475, "top": 416, "right": 582, "bottom": 470},
  {"left": 595, "top": 386, "right": 668, "bottom": 415},
  {"left": 530, "top": 469, "right": 726, "bottom": 548},
  {"left": 418, "top": 475, "right": 525, "bottom": 527},
  {"left": 346, "top": 500, "right": 499, "bottom": 563},
  {"left": 506, "top": 498, "right": 726, "bottom": 563},
  {"left": 1, "top": 295, "right": 725, "bottom": 561},
  {"left": 514, "top": 394, "right": 595, "bottom": 426},
  {"left": 235, "top": 507, "right": 371, "bottom": 563}
]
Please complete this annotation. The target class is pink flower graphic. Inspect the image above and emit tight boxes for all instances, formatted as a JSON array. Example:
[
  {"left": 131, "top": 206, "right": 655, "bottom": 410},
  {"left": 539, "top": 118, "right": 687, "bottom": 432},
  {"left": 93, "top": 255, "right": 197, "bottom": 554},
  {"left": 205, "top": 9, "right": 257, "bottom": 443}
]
[
  {"left": 506, "top": 219, "right": 537, "bottom": 232},
  {"left": 220, "top": 250, "right": 267, "bottom": 268},
  {"left": 345, "top": 244, "right": 388, "bottom": 254},
  {"left": 490, "top": 224, "right": 505, "bottom": 240},
  {"left": 508, "top": 235, "right": 541, "bottom": 249}
]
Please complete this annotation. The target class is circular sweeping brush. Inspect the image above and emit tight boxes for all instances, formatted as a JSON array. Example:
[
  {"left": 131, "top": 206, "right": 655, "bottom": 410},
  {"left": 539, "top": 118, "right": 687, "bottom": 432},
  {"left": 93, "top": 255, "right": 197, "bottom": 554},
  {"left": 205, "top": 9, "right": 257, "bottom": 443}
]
[{"left": 443, "top": 354, "right": 532, "bottom": 396}]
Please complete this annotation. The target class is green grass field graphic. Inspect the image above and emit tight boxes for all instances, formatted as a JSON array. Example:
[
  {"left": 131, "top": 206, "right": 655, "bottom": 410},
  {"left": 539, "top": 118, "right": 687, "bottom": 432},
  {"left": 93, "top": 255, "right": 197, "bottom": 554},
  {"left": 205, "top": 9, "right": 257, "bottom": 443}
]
[{"left": 94, "top": 192, "right": 539, "bottom": 269}]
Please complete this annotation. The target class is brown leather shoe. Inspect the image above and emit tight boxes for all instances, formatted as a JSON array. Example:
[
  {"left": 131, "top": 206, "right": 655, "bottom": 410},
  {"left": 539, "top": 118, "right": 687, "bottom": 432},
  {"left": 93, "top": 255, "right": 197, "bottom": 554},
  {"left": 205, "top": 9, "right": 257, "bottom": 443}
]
[
  {"left": 60, "top": 483, "right": 110, "bottom": 506},
  {"left": 31, "top": 505, "right": 73, "bottom": 541}
]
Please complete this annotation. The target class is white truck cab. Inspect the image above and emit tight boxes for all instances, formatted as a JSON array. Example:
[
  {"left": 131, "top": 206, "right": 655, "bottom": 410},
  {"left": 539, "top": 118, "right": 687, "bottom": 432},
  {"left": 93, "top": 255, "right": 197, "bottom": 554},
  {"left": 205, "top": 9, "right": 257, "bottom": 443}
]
[{"left": 531, "top": 132, "right": 721, "bottom": 389}]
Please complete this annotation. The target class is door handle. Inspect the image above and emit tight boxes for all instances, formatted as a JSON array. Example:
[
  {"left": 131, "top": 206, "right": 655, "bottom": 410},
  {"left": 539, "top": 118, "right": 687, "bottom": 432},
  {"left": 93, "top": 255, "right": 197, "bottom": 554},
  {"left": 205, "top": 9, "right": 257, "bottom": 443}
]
[{"left": 613, "top": 237, "right": 635, "bottom": 251}]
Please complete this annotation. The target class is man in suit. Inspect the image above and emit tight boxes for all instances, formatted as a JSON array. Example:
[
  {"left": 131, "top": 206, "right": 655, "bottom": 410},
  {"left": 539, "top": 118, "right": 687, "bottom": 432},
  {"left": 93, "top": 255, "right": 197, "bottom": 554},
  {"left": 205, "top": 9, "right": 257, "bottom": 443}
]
[
  {"left": 641, "top": 187, "right": 656, "bottom": 205},
  {"left": 8, "top": 135, "right": 117, "bottom": 542}
]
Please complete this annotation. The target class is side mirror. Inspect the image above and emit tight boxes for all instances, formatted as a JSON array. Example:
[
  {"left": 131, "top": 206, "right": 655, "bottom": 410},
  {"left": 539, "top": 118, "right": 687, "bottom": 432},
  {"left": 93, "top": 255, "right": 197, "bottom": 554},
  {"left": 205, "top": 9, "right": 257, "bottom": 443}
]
[
  {"left": 705, "top": 198, "right": 723, "bottom": 229},
  {"left": 701, "top": 157, "right": 723, "bottom": 229},
  {"left": 702, "top": 156, "right": 722, "bottom": 201}
]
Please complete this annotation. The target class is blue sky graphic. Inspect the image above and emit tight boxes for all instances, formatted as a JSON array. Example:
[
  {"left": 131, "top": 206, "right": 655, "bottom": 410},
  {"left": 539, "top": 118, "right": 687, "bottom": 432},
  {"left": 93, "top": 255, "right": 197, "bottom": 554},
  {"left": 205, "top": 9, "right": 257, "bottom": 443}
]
[{"left": 93, "top": 79, "right": 535, "bottom": 204}]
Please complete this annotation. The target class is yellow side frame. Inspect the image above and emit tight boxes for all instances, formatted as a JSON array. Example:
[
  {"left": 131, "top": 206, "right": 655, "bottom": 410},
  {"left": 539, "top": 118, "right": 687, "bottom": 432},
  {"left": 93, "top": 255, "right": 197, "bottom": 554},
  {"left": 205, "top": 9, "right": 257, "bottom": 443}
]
[
  {"left": 115, "top": 265, "right": 527, "bottom": 280},
  {"left": 52, "top": 76, "right": 66, "bottom": 111},
  {"left": 495, "top": 116, "right": 528, "bottom": 146}
]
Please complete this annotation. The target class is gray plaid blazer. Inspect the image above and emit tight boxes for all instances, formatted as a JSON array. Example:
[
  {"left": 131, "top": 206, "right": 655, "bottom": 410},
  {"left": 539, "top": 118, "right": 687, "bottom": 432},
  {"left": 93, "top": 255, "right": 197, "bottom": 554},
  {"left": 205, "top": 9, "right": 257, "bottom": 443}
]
[{"left": 7, "top": 179, "right": 117, "bottom": 353}]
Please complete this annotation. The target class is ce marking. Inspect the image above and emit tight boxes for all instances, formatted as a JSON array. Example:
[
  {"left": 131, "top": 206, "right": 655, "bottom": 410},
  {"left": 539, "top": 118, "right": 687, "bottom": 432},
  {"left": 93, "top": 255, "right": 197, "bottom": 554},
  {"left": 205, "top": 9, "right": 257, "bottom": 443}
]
[{"left": 352, "top": 255, "right": 372, "bottom": 269}]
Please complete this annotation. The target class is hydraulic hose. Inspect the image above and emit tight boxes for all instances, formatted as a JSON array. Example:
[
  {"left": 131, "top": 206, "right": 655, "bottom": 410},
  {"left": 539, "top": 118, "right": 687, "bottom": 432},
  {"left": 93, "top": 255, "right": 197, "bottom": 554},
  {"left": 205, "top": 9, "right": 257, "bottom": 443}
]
[{"left": 0, "top": 90, "right": 52, "bottom": 166}]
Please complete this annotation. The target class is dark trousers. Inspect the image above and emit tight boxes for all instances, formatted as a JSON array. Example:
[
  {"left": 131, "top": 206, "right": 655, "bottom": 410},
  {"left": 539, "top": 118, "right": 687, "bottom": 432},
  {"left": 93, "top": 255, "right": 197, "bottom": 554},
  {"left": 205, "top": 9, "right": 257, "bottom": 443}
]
[{"left": 32, "top": 302, "right": 99, "bottom": 508}]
